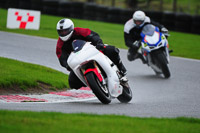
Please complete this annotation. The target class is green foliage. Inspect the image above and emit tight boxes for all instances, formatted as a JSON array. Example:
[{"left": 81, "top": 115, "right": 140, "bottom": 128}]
[
  {"left": 0, "top": 110, "right": 200, "bottom": 133},
  {"left": 0, "top": 57, "right": 68, "bottom": 89}
]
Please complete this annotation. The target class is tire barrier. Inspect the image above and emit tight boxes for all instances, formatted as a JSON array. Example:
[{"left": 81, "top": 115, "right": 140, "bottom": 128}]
[
  {"left": 42, "top": 0, "right": 59, "bottom": 15},
  {"left": 162, "top": 11, "right": 175, "bottom": 31},
  {"left": 83, "top": 3, "right": 98, "bottom": 20},
  {"left": 107, "top": 7, "right": 122, "bottom": 23},
  {"left": 191, "top": 15, "right": 200, "bottom": 34},
  {"left": 31, "top": 0, "right": 43, "bottom": 11},
  {"left": 19, "top": 0, "right": 31, "bottom": 10},
  {"left": 145, "top": 11, "right": 163, "bottom": 24},
  {"left": 175, "top": 13, "right": 192, "bottom": 33},
  {"left": 95, "top": 5, "right": 109, "bottom": 22},
  {"left": 119, "top": 9, "right": 134, "bottom": 24},
  {"left": 57, "top": 1, "right": 72, "bottom": 17},
  {"left": 2, "top": 0, "right": 200, "bottom": 35},
  {"left": 0, "top": 0, "right": 6, "bottom": 8},
  {"left": 5, "top": 0, "right": 20, "bottom": 9},
  {"left": 70, "top": 2, "right": 84, "bottom": 19}
]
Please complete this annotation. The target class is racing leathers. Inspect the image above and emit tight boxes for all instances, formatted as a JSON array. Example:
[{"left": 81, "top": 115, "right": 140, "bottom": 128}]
[
  {"left": 124, "top": 16, "right": 167, "bottom": 62},
  {"left": 56, "top": 27, "right": 127, "bottom": 89}
]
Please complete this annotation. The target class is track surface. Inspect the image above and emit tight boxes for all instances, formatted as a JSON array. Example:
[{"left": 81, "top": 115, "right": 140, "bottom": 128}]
[{"left": 0, "top": 31, "right": 200, "bottom": 118}]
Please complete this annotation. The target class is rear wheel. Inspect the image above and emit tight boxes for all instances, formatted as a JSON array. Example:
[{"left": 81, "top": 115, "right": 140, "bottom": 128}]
[
  {"left": 85, "top": 72, "right": 111, "bottom": 104},
  {"left": 117, "top": 81, "right": 132, "bottom": 103}
]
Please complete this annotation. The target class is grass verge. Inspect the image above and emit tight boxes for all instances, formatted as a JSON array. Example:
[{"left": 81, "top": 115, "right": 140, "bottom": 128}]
[
  {"left": 0, "top": 57, "right": 68, "bottom": 92},
  {"left": 0, "top": 110, "right": 200, "bottom": 133},
  {"left": 0, "top": 8, "right": 200, "bottom": 59}
]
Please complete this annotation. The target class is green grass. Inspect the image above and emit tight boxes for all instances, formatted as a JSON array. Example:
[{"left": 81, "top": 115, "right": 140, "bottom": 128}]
[
  {"left": 1, "top": 8, "right": 200, "bottom": 59},
  {"left": 169, "top": 32, "right": 200, "bottom": 59},
  {"left": 0, "top": 57, "right": 68, "bottom": 90},
  {"left": 0, "top": 110, "right": 200, "bottom": 133}
]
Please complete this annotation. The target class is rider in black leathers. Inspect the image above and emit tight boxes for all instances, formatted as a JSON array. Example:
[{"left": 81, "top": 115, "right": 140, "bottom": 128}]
[{"left": 124, "top": 10, "right": 169, "bottom": 62}]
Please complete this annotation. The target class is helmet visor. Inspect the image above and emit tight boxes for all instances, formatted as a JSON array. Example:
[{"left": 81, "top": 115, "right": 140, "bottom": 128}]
[
  {"left": 134, "top": 20, "right": 144, "bottom": 26},
  {"left": 57, "top": 26, "right": 73, "bottom": 37}
]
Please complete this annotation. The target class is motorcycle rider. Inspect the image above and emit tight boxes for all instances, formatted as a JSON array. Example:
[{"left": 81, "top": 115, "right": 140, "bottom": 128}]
[
  {"left": 124, "top": 10, "right": 169, "bottom": 62},
  {"left": 56, "top": 18, "right": 127, "bottom": 89}
]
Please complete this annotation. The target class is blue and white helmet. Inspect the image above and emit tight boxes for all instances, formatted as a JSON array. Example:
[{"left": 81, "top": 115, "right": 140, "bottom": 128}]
[
  {"left": 56, "top": 18, "right": 74, "bottom": 41},
  {"left": 133, "top": 10, "right": 146, "bottom": 28}
]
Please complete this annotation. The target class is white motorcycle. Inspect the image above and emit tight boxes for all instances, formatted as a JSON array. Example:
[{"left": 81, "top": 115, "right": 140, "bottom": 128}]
[
  {"left": 138, "top": 24, "right": 172, "bottom": 78},
  {"left": 67, "top": 40, "right": 132, "bottom": 104}
]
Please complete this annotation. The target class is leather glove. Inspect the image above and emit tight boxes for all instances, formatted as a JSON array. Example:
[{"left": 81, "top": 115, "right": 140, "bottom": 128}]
[
  {"left": 96, "top": 43, "right": 106, "bottom": 51},
  {"left": 161, "top": 27, "right": 169, "bottom": 37},
  {"left": 161, "top": 27, "right": 168, "bottom": 33},
  {"left": 132, "top": 40, "right": 140, "bottom": 48}
]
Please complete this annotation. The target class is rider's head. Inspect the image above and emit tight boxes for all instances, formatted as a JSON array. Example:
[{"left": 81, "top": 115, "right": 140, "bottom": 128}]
[
  {"left": 133, "top": 10, "right": 146, "bottom": 28},
  {"left": 56, "top": 18, "right": 74, "bottom": 41}
]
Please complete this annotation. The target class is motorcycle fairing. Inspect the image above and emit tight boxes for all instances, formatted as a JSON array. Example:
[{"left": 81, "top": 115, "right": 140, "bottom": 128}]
[
  {"left": 67, "top": 42, "right": 122, "bottom": 97},
  {"left": 140, "top": 27, "right": 162, "bottom": 47},
  {"left": 140, "top": 27, "right": 168, "bottom": 53},
  {"left": 84, "top": 68, "right": 103, "bottom": 82}
]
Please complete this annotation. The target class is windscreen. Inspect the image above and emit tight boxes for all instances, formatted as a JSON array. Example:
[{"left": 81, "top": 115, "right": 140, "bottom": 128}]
[
  {"left": 72, "top": 40, "right": 86, "bottom": 52},
  {"left": 142, "top": 24, "right": 156, "bottom": 36}
]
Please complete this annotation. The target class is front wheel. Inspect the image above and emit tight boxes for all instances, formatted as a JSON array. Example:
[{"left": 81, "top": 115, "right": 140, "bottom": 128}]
[
  {"left": 154, "top": 52, "right": 170, "bottom": 78},
  {"left": 117, "top": 81, "right": 132, "bottom": 103},
  {"left": 85, "top": 72, "right": 111, "bottom": 104}
]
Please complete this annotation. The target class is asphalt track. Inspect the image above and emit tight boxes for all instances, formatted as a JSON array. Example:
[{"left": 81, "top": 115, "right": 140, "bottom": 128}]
[{"left": 0, "top": 31, "right": 200, "bottom": 118}]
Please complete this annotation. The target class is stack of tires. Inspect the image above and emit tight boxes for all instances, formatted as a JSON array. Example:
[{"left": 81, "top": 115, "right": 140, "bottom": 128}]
[
  {"left": 31, "top": 0, "right": 43, "bottom": 11},
  {"left": 70, "top": 2, "right": 84, "bottom": 19},
  {"left": 19, "top": 0, "right": 31, "bottom": 9},
  {"left": 162, "top": 11, "right": 175, "bottom": 31},
  {"left": 0, "top": 0, "right": 7, "bottom": 8},
  {"left": 43, "top": 0, "right": 59, "bottom": 15},
  {"left": 95, "top": 5, "right": 108, "bottom": 22},
  {"left": 57, "top": 1, "right": 72, "bottom": 17},
  {"left": 119, "top": 9, "right": 134, "bottom": 24},
  {"left": 107, "top": 7, "right": 122, "bottom": 23},
  {"left": 175, "top": 13, "right": 192, "bottom": 33},
  {"left": 191, "top": 15, "right": 200, "bottom": 34},
  {"left": 5, "top": 0, "right": 20, "bottom": 9},
  {"left": 145, "top": 11, "right": 163, "bottom": 24},
  {"left": 83, "top": 3, "right": 97, "bottom": 20},
  {"left": 58, "top": 1, "right": 84, "bottom": 19}
]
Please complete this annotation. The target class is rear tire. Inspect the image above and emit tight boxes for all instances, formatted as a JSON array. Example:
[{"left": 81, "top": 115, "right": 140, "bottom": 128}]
[
  {"left": 85, "top": 72, "right": 111, "bottom": 104},
  {"left": 117, "top": 82, "right": 132, "bottom": 103}
]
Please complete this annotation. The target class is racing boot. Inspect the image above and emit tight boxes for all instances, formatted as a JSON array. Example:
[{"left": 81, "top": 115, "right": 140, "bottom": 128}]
[
  {"left": 138, "top": 53, "right": 146, "bottom": 64},
  {"left": 116, "top": 60, "right": 128, "bottom": 82},
  {"left": 117, "top": 60, "right": 127, "bottom": 77},
  {"left": 127, "top": 48, "right": 139, "bottom": 61},
  {"left": 127, "top": 48, "right": 146, "bottom": 64}
]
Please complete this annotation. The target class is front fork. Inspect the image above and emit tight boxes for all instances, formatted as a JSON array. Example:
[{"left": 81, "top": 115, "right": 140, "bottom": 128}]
[
  {"left": 165, "top": 47, "right": 170, "bottom": 63},
  {"left": 82, "top": 61, "right": 106, "bottom": 86}
]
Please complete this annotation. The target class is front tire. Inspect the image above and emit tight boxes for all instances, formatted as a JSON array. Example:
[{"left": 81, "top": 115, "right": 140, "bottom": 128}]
[
  {"left": 154, "top": 52, "right": 170, "bottom": 78},
  {"left": 85, "top": 72, "right": 111, "bottom": 104}
]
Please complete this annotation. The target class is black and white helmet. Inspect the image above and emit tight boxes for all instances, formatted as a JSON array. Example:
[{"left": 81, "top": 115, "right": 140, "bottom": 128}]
[
  {"left": 133, "top": 10, "right": 146, "bottom": 28},
  {"left": 56, "top": 18, "right": 74, "bottom": 41}
]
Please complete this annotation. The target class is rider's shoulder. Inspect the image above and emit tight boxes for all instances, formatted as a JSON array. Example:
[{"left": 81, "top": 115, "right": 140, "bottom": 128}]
[
  {"left": 74, "top": 27, "right": 91, "bottom": 36},
  {"left": 124, "top": 19, "right": 134, "bottom": 34},
  {"left": 144, "top": 16, "right": 151, "bottom": 23},
  {"left": 74, "top": 27, "right": 90, "bottom": 31}
]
